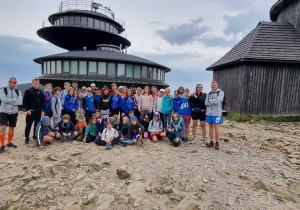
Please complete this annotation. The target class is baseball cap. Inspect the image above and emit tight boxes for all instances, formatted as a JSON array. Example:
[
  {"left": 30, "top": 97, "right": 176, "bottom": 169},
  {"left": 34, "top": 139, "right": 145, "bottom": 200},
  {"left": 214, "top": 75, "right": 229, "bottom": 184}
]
[
  {"left": 154, "top": 112, "right": 160, "bottom": 117},
  {"left": 130, "top": 116, "right": 137, "bottom": 121},
  {"left": 82, "top": 86, "right": 87, "bottom": 90},
  {"left": 159, "top": 89, "right": 165, "bottom": 92},
  {"left": 101, "top": 110, "right": 108, "bottom": 115},
  {"left": 91, "top": 83, "right": 96, "bottom": 87},
  {"left": 174, "top": 90, "right": 179, "bottom": 95}
]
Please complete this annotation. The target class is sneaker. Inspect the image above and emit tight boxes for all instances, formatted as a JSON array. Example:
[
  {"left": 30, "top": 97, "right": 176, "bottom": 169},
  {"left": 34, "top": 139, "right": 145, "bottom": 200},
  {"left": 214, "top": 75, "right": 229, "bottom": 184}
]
[
  {"left": 182, "top": 137, "right": 188, "bottom": 142},
  {"left": 207, "top": 141, "right": 214, "bottom": 148},
  {"left": 215, "top": 142, "right": 220, "bottom": 150},
  {"left": 201, "top": 141, "right": 207, "bottom": 147},
  {"left": 25, "top": 138, "right": 29, "bottom": 144},
  {"left": 32, "top": 136, "right": 37, "bottom": 140},
  {"left": 6, "top": 143, "right": 17, "bottom": 148},
  {"left": 190, "top": 139, "right": 196, "bottom": 144},
  {"left": 106, "top": 143, "right": 112, "bottom": 150},
  {"left": 0, "top": 146, "right": 5, "bottom": 153}
]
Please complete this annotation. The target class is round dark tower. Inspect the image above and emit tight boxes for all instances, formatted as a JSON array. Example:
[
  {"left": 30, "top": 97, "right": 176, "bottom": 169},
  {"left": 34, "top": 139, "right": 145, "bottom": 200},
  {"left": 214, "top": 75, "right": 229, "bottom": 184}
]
[{"left": 34, "top": 0, "right": 171, "bottom": 88}]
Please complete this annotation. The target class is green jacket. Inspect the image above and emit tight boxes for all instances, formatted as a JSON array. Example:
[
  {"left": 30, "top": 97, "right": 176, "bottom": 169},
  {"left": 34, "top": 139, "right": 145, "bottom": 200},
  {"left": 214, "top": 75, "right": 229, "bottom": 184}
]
[{"left": 85, "top": 124, "right": 97, "bottom": 137}]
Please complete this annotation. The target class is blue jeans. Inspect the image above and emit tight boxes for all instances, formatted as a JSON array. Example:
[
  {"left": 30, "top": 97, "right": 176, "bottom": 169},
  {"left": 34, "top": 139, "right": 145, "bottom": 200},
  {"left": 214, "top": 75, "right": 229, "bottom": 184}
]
[
  {"left": 163, "top": 114, "right": 171, "bottom": 132},
  {"left": 167, "top": 131, "right": 182, "bottom": 147}
]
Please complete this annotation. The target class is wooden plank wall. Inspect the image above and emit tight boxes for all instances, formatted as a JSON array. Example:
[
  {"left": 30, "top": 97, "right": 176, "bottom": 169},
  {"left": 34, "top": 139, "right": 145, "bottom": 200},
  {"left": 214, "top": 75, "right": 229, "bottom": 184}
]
[
  {"left": 213, "top": 64, "right": 246, "bottom": 113},
  {"left": 277, "top": 0, "right": 300, "bottom": 33},
  {"left": 214, "top": 63, "right": 300, "bottom": 115}
]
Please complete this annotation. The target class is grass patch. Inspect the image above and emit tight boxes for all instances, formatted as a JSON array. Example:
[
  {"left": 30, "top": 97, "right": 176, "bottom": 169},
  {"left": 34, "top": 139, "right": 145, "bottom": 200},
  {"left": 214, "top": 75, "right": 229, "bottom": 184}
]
[{"left": 225, "top": 112, "right": 300, "bottom": 123}]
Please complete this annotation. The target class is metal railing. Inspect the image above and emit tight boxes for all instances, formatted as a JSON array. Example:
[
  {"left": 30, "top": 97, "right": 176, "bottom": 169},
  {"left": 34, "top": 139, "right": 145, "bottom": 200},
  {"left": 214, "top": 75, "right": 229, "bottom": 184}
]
[
  {"left": 41, "top": 17, "right": 127, "bottom": 39},
  {"left": 58, "top": 0, "right": 125, "bottom": 29}
]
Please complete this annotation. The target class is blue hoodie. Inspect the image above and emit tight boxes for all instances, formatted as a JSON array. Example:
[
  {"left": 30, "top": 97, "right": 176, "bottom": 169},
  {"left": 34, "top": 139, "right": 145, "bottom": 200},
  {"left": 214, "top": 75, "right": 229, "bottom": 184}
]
[
  {"left": 178, "top": 97, "right": 191, "bottom": 116},
  {"left": 121, "top": 96, "right": 135, "bottom": 116},
  {"left": 110, "top": 94, "right": 122, "bottom": 110},
  {"left": 44, "top": 91, "right": 53, "bottom": 116},
  {"left": 82, "top": 95, "right": 95, "bottom": 113},
  {"left": 173, "top": 97, "right": 181, "bottom": 114},
  {"left": 161, "top": 95, "right": 173, "bottom": 115},
  {"left": 94, "top": 95, "right": 101, "bottom": 109},
  {"left": 64, "top": 95, "right": 78, "bottom": 111},
  {"left": 35, "top": 116, "right": 56, "bottom": 146}
]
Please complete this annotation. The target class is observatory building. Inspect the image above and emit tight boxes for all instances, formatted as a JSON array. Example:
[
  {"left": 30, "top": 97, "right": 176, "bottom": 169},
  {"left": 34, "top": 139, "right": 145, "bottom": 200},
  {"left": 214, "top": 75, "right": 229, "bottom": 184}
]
[{"left": 34, "top": 0, "right": 171, "bottom": 88}]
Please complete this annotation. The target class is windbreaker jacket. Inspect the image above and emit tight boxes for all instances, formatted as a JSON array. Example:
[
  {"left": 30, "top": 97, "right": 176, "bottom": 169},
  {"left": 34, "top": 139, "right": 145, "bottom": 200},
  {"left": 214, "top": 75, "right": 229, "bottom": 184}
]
[
  {"left": 23, "top": 87, "right": 44, "bottom": 112},
  {"left": 205, "top": 88, "right": 224, "bottom": 116},
  {"left": 82, "top": 95, "right": 95, "bottom": 113},
  {"left": 0, "top": 85, "right": 23, "bottom": 114},
  {"left": 161, "top": 95, "right": 173, "bottom": 114},
  {"left": 110, "top": 94, "right": 122, "bottom": 110},
  {"left": 121, "top": 96, "right": 135, "bottom": 116},
  {"left": 64, "top": 95, "right": 78, "bottom": 111}
]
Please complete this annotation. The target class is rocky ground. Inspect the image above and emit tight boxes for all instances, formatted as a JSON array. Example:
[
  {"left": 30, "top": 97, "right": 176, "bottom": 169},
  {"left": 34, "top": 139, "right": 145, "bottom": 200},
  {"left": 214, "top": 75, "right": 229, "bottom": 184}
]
[{"left": 0, "top": 112, "right": 299, "bottom": 210}]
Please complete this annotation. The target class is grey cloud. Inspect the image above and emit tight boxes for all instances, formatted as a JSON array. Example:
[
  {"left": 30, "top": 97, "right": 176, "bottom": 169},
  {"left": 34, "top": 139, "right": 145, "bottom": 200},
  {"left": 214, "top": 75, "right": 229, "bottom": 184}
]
[
  {"left": 198, "top": 37, "right": 238, "bottom": 48},
  {"left": 155, "top": 18, "right": 210, "bottom": 45}
]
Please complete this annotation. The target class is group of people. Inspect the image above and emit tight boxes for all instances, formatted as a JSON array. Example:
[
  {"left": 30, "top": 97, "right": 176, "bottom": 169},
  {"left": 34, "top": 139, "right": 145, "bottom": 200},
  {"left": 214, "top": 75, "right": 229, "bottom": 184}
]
[{"left": 0, "top": 77, "right": 225, "bottom": 152}]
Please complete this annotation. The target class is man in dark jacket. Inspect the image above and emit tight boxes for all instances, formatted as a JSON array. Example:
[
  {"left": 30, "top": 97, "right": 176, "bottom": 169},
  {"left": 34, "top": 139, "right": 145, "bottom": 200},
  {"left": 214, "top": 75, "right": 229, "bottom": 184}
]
[
  {"left": 23, "top": 78, "right": 44, "bottom": 144},
  {"left": 0, "top": 77, "right": 23, "bottom": 152}
]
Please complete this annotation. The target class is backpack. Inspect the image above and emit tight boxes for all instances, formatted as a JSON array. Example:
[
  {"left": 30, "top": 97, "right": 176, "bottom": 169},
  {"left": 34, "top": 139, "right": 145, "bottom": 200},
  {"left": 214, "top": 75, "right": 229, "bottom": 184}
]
[
  {"left": 52, "top": 96, "right": 59, "bottom": 115},
  {"left": 44, "top": 92, "right": 53, "bottom": 116},
  {"left": 151, "top": 119, "right": 162, "bottom": 128},
  {"left": 0, "top": 87, "right": 19, "bottom": 106},
  {"left": 209, "top": 91, "right": 226, "bottom": 109}
]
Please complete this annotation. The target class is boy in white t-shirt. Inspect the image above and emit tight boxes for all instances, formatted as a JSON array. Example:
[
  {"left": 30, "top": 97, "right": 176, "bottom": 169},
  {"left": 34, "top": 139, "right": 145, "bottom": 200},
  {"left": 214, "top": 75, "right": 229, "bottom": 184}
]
[{"left": 96, "top": 122, "right": 119, "bottom": 150}]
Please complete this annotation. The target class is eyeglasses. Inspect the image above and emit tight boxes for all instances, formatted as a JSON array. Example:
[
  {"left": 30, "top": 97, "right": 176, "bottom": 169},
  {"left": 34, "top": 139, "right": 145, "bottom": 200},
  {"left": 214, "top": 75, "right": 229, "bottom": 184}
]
[{"left": 9, "top": 81, "right": 16, "bottom": 84}]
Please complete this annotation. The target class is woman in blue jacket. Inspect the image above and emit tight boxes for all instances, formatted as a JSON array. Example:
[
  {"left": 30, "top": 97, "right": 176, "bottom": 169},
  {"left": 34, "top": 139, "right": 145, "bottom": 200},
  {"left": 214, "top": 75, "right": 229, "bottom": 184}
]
[
  {"left": 64, "top": 88, "right": 78, "bottom": 125},
  {"left": 110, "top": 88, "right": 122, "bottom": 116},
  {"left": 161, "top": 88, "right": 173, "bottom": 132},
  {"left": 121, "top": 89, "right": 135, "bottom": 117}
]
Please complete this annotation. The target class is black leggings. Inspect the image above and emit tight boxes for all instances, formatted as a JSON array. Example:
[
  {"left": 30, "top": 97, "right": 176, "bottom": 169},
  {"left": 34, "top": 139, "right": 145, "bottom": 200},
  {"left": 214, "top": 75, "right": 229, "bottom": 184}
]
[
  {"left": 86, "top": 134, "right": 96, "bottom": 143},
  {"left": 65, "top": 110, "right": 76, "bottom": 125},
  {"left": 95, "top": 136, "right": 120, "bottom": 146},
  {"left": 85, "top": 111, "right": 93, "bottom": 124}
]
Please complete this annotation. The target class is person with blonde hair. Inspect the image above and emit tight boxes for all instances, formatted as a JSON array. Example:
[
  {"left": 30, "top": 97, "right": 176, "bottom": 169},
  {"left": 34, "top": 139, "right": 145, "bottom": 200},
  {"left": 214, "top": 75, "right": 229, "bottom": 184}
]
[
  {"left": 161, "top": 88, "right": 173, "bottom": 132},
  {"left": 138, "top": 86, "right": 153, "bottom": 121},
  {"left": 44, "top": 83, "right": 53, "bottom": 118}
]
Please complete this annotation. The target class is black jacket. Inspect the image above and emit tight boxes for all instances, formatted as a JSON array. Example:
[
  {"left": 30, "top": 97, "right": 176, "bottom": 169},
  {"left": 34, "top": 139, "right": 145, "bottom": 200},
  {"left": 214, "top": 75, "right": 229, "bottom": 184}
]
[
  {"left": 128, "top": 122, "right": 145, "bottom": 139},
  {"left": 23, "top": 87, "right": 44, "bottom": 111},
  {"left": 99, "top": 95, "right": 111, "bottom": 110},
  {"left": 189, "top": 92, "right": 207, "bottom": 110}
]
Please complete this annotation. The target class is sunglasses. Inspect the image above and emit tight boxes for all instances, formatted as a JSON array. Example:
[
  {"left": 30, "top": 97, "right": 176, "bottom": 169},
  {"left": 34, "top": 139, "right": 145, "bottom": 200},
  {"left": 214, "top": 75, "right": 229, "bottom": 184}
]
[
  {"left": 9, "top": 81, "right": 17, "bottom": 84},
  {"left": 197, "top": 86, "right": 203, "bottom": 89},
  {"left": 173, "top": 116, "right": 178, "bottom": 118},
  {"left": 87, "top": 90, "right": 92, "bottom": 92}
]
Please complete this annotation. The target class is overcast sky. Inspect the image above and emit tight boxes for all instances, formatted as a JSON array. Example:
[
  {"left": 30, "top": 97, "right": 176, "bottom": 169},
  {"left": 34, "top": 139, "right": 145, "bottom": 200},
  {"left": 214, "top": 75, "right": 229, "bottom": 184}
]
[{"left": 0, "top": 0, "right": 277, "bottom": 92}]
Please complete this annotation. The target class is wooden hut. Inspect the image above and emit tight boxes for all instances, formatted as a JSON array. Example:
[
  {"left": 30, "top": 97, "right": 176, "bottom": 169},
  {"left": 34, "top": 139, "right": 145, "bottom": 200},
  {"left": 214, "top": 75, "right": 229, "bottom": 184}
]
[{"left": 206, "top": 0, "right": 300, "bottom": 115}]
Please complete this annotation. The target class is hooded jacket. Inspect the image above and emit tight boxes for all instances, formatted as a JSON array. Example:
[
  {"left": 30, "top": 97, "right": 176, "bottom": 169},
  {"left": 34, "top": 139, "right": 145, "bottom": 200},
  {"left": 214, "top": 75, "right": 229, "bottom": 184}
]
[
  {"left": 169, "top": 117, "right": 185, "bottom": 137},
  {"left": 173, "top": 97, "right": 181, "bottom": 113},
  {"left": 99, "top": 94, "right": 110, "bottom": 110},
  {"left": 64, "top": 95, "right": 78, "bottom": 111},
  {"left": 121, "top": 96, "right": 135, "bottom": 116},
  {"left": 0, "top": 82, "right": 23, "bottom": 114},
  {"left": 128, "top": 122, "right": 145, "bottom": 139},
  {"left": 44, "top": 91, "right": 53, "bottom": 115},
  {"left": 205, "top": 88, "right": 224, "bottom": 116},
  {"left": 110, "top": 94, "right": 122, "bottom": 110},
  {"left": 51, "top": 95, "right": 61, "bottom": 117},
  {"left": 138, "top": 95, "right": 153, "bottom": 111},
  {"left": 82, "top": 95, "right": 95, "bottom": 113},
  {"left": 161, "top": 95, "right": 173, "bottom": 115},
  {"left": 148, "top": 113, "right": 163, "bottom": 134},
  {"left": 35, "top": 116, "right": 56, "bottom": 146},
  {"left": 57, "top": 120, "right": 76, "bottom": 134},
  {"left": 153, "top": 95, "right": 163, "bottom": 112}
]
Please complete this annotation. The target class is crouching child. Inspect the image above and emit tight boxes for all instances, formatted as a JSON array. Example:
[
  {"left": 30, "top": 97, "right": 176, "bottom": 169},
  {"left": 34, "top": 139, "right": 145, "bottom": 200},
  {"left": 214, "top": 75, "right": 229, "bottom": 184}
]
[
  {"left": 75, "top": 115, "right": 87, "bottom": 141},
  {"left": 95, "top": 122, "right": 119, "bottom": 150},
  {"left": 56, "top": 114, "right": 78, "bottom": 141},
  {"left": 120, "top": 116, "right": 144, "bottom": 145},
  {"left": 35, "top": 116, "right": 56, "bottom": 149},
  {"left": 148, "top": 112, "right": 166, "bottom": 143},
  {"left": 167, "top": 113, "right": 185, "bottom": 147}
]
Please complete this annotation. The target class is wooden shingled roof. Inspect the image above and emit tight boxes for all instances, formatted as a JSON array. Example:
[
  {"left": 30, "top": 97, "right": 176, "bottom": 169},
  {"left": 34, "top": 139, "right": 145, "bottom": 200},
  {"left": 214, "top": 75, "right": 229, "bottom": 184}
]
[{"left": 207, "top": 21, "right": 300, "bottom": 70}]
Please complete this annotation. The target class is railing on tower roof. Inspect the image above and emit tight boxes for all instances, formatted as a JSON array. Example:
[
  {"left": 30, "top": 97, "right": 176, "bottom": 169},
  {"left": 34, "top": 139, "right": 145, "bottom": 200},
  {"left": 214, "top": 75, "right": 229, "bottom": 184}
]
[{"left": 58, "top": 0, "right": 125, "bottom": 29}]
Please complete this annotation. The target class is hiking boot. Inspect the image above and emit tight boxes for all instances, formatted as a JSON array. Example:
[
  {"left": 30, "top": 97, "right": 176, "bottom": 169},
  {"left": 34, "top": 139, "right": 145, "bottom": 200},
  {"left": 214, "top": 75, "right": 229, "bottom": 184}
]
[
  {"left": 182, "top": 137, "right": 188, "bottom": 142},
  {"left": 0, "top": 146, "right": 5, "bottom": 153},
  {"left": 190, "top": 139, "right": 196, "bottom": 144},
  {"left": 25, "top": 138, "right": 29, "bottom": 145},
  {"left": 215, "top": 142, "right": 220, "bottom": 150},
  {"left": 207, "top": 141, "right": 214, "bottom": 148},
  {"left": 7, "top": 143, "right": 17, "bottom": 148},
  {"left": 201, "top": 141, "right": 207, "bottom": 147}
]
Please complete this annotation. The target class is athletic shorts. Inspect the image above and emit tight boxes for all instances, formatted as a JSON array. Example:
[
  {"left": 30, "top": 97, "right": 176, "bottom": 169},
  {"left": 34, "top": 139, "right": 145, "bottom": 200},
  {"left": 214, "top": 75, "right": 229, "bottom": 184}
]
[
  {"left": 206, "top": 115, "right": 222, "bottom": 124},
  {"left": 191, "top": 111, "right": 206, "bottom": 121},
  {"left": 180, "top": 115, "right": 191, "bottom": 125},
  {"left": 0, "top": 113, "right": 18, "bottom": 127},
  {"left": 150, "top": 131, "right": 163, "bottom": 140}
]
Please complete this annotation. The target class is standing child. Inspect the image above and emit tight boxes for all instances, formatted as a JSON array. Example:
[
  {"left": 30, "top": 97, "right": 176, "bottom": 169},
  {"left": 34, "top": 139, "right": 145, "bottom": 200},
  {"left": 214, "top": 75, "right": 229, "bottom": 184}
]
[
  {"left": 64, "top": 88, "right": 78, "bottom": 125},
  {"left": 121, "top": 89, "right": 135, "bottom": 117},
  {"left": 138, "top": 86, "right": 153, "bottom": 121},
  {"left": 51, "top": 87, "right": 62, "bottom": 127},
  {"left": 167, "top": 113, "right": 185, "bottom": 147},
  {"left": 95, "top": 122, "right": 119, "bottom": 150},
  {"left": 153, "top": 89, "right": 165, "bottom": 131},
  {"left": 75, "top": 115, "right": 87, "bottom": 141},
  {"left": 35, "top": 116, "right": 56, "bottom": 149},
  {"left": 56, "top": 114, "right": 78, "bottom": 141},
  {"left": 82, "top": 87, "right": 95, "bottom": 123},
  {"left": 94, "top": 87, "right": 101, "bottom": 110},
  {"left": 148, "top": 112, "right": 166, "bottom": 143},
  {"left": 110, "top": 89, "right": 122, "bottom": 117},
  {"left": 141, "top": 112, "right": 150, "bottom": 139},
  {"left": 76, "top": 90, "right": 85, "bottom": 120},
  {"left": 60, "top": 82, "right": 71, "bottom": 115},
  {"left": 99, "top": 87, "right": 111, "bottom": 114},
  {"left": 44, "top": 83, "right": 53, "bottom": 118},
  {"left": 173, "top": 90, "right": 181, "bottom": 114},
  {"left": 161, "top": 88, "right": 173, "bottom": 132},
  {"left": 83, "top": 116, "right": 98, "bottom": 143},
  {"left": 179, "top": 88, "right": 192, "bottom": 142}
]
